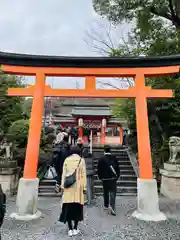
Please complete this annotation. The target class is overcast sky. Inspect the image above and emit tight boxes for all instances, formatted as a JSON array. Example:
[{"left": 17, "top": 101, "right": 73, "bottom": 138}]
[{"left": 0, "top": 0, "right": 130, "bottom": 88}]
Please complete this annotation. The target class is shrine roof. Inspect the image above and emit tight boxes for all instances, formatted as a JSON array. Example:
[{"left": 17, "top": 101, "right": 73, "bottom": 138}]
[
  {"left": 1, "top": 51, "right": 180, "bottom": 68},
  {"left": 62, "top": 98, "right": 111, "bottom": 107},
  {"left": 71, "top": 107, "right": 111, "bottom": 116}
]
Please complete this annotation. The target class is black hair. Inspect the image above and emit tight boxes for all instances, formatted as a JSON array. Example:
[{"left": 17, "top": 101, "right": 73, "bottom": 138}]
[
  {"left": 82, "top": 148, "right": 90, "bottom": 158},
  {"left": 70, "top": 146, "right": 81, "bottom": 155},
  {"left": 104, "top": 145, "right": 111, "bottom": 153},
  {"left": 63, "top": 135, "right": 69, "bottom": 142}
]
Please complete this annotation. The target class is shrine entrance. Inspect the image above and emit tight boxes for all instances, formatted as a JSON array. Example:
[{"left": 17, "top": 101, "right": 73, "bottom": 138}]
[{"left": 2, "top": 52, "right": 179, "bottom": 222}]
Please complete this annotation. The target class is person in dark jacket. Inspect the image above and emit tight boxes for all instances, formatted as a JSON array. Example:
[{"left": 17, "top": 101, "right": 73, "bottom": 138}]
[
  {"left": 82, "top": 148, "right": 94, "bottom": 204},
  {"left": 70, "top": 127, "right": 78, "bottom": 146},
  {"left": 76, "top": 138, "right": 84, "bottom": 157},
  {"left": 97, "top": 145, "right": 120, "bottom": 216},
  {"left": 53, "top": 134, "right": 70, "bottom": 193},
  {"left": 122, "top": 129, "right": 128, "bottom": 147}
]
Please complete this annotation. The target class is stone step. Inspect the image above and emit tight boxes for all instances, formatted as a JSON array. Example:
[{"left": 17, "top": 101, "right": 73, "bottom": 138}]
[
  {"left": 93, "top": 154, "right": 129, "bottom": 159},
  {"left": 120, "top": 169, "right": 135, "bottom": 175},
  {"left": 94, "top": 180, "right": 137, "bottom": 187},
  {"left": 118, "top": 161, "right": 132, "bottom": 168},
  {"left": 39, "top": 179, "right": 56, "bottom": 186},
  {"left": 38, "top": 192, "right": 61, "bottom": 197},
  {"left": 94, "top": 168, "right": 135, "bottom": 176},
  {"left": 39, "top": 185, "right": 55, "bottom": 191},
  {"left": 95, "top": 192, "right": 137, "bottom": 196},
  {"left": 94, "top": 163, "right": 134, "bottom": 171},
  {"left": 91, "top": 148, "right": 127, "bottom": 152},
  {"left": 120, "top": 175, "right": 137, "bottom": 181},
  {"left": 93, "top": 174, "right": 136, "bottom": 180},
  {"left": 93, "top": 153, "right": 128, "bottom": 159},
  {"left": 94, "top": 185, "right": 137, "bottom": 194},
  {"left": 93, "top": 158, "right": 130, "bottom": 163}
]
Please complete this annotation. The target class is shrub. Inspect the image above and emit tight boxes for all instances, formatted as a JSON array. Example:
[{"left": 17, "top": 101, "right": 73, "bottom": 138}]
[
  {"left": 7, "top": 120, "right": 29, "bottom": 147},
  {"left": 7, "top": 119, "right": 47, "bottom": 148}
]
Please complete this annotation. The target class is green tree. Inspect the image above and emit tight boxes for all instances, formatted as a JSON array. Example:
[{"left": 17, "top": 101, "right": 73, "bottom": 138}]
[
  {"left": 7, "top": 119, "right": 53, "bottom": 168},
  {"left": 22, "top": 98, "right": 32, "bottom": 119},
  {"left": 0, "top": 73, "right": 24, "bottom": 134},
  {"left": 93, "top": 0, "right": 180, "bottom": 167},
  {"left": 7, "top": 119, "right": 47, "bottom": 148},
  {"left": 93, "top": 0, "right": 180, "bottom": 30}
]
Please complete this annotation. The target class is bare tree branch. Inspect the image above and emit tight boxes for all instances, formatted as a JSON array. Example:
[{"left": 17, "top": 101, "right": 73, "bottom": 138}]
[{"left": 85, "top": 19, "right": 135, "bottom": 89}]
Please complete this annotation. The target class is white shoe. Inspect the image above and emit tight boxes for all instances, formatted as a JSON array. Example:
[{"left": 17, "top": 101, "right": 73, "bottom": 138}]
[
  {"left": 68, "top": 230, "right": 73, "bottom": 237},
  {"left": 109, "top": 206, "right": 116, "bottom": 216},
  {"left": 72, "top": 229, "right": 80, "bottom": 236},
  {"left": 55, "top": 184, "right": 60, "bottom": 193}
]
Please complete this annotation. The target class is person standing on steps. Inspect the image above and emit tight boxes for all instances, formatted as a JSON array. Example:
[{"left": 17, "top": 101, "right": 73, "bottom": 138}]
[
  {"left": 53, "top": 133, "right": 71, "bottom": 193},
  {"left": 97, "top": 145, "right": 120, "bottom": 216},
  {"left": 82, "top": 148, "right": 94, "bottom": 204},
  {"left": 76, "top": 138, "right": 84, "bottom": 157},
  {"left": 71, "top": 126, "right": 78, "bottom": 146}
]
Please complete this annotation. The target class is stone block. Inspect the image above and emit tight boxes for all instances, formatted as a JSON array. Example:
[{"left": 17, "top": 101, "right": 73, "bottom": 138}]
[
  {"left": 164, "top": 163, "right": 180, "bottom": 172},
  {"left": 161, "top": 175, "right": 180, "bottom": 199},
  {"left": 160, "top": 163, "right": 180, "bottom": 200},
  {"left": 0, "top": 167, "right": 20, "bottom": 196}
]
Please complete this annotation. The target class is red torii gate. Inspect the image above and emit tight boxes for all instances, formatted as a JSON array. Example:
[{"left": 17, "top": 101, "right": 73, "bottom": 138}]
[{"left": 1, "top": 53, "right": 179, "bottom": 221}]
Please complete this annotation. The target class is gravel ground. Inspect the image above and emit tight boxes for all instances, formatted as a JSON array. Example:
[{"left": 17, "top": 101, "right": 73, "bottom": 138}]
[{"left": 1, "top": 196, "right": 180, "bottom": 240}]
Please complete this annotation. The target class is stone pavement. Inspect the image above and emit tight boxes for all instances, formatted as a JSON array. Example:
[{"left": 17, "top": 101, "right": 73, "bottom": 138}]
[{"left": 2, "top": 196, "right": 180, "bottom": 240}]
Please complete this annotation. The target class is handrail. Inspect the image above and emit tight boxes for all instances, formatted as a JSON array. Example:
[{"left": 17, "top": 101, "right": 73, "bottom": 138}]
[
  {"left": 90, "top": 130, "right": 93, "bottom": 154},
  {"left": 127, "top": 147, "right": 139, "bottom": 177}
]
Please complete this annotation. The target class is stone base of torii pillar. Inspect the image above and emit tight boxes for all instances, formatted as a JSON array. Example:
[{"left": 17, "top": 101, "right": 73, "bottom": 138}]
[
  {"left": 132, "top": 178, "right": 167, "bottom": 221},
  {"left": 10, "top": 178, "right": 41, "bottom": 221}
]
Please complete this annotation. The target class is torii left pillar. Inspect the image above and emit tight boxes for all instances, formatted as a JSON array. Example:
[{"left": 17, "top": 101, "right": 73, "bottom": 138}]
[{"left": 11, "top": 72, "right": 45, "bottom": 220}]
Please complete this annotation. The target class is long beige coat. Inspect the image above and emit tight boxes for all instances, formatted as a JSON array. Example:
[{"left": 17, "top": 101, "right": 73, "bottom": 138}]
[{"left": 61, "top": 154, "right": 87, "bottom": 205}]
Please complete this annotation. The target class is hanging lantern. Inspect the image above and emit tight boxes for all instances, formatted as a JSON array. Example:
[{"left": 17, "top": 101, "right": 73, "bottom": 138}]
[
  {"left": 78, "top": 118, "right": 83, "bottom": 127},
  {"left": 102, "top": 118, "right": 107, "bottom": 127}
]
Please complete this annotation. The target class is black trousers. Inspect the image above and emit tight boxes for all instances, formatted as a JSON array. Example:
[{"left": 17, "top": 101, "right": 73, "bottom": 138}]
[{"left": 102, "top": 180, "right": 117, "bottom": 210}]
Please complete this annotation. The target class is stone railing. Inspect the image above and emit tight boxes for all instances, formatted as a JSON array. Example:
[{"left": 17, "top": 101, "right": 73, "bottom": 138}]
[{"left": 127, "top": 147, "right": 139, "bottom": 177}]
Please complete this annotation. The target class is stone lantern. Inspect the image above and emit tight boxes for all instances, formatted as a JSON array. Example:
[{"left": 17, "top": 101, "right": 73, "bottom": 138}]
[
  {"left": 102, "top": 118, "right": 106, "bottom": 127},
  {"left": 78, "top": 118, "right": 83, "bottom": 127}
]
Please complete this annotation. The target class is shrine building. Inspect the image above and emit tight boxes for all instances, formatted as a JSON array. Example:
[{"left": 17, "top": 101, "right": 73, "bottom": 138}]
[{"left": 44, "top": 98, "right": 127, "bottom": 145}]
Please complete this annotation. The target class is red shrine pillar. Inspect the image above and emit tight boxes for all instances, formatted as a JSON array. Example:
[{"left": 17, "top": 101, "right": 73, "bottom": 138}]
[
  {"left": 101, "top": 118, "right": 106, "bottom": 144},
  {"left": 78, "top": 118, "right": 83, "bottom": 139},
  {"left": 119, "top": 126, "right": 123, "bottom": 145}
]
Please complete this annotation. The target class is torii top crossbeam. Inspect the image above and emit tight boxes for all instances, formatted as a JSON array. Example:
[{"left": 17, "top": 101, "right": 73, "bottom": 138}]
[{"left": 1, "top": 51, "right": 179, "bottom": 181}]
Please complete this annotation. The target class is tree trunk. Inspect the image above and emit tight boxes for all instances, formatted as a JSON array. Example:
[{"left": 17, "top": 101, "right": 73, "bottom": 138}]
[{"left": 174, "top": 0, "right": 180, "bottom": 17}]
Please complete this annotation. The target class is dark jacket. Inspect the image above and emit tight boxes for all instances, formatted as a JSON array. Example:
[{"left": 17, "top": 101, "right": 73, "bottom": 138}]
[
  {"left": 83, "top": 150, "right": 94, "bottom": 176},
  {"left": 71, "top": 127, "right": 78, "bottom": 138},
  {"left": 77, "top": 144, "right": 84, "bottom": 157},
  {"left": 97, "top": 153, "right": 120, "bottom": 181}
]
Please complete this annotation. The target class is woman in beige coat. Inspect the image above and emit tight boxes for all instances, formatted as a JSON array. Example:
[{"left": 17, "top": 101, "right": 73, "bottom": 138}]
[{"left": 59, "top": 146, "right": 87, "bottom": 237}]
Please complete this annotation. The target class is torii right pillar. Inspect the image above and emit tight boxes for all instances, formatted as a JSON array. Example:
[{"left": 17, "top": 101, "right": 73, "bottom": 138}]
[{"left": 132, "top": 73, "right": 169, "bottom": 221}]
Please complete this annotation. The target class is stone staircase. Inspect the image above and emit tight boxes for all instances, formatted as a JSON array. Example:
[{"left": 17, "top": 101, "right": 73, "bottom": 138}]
[
  {"left": 38, "top": 179, "right": 60, "bottom": 197},
  {"left": 38, "top": 146, "right": 137, "bottom": 197},
  {"left": 93, "top": 146, "right": 137, "bottom": 196}
]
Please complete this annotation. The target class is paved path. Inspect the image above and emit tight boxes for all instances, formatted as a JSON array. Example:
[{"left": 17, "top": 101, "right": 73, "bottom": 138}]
[{"left": 2, "top": 196, "right": 180, "bottom": 239}]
